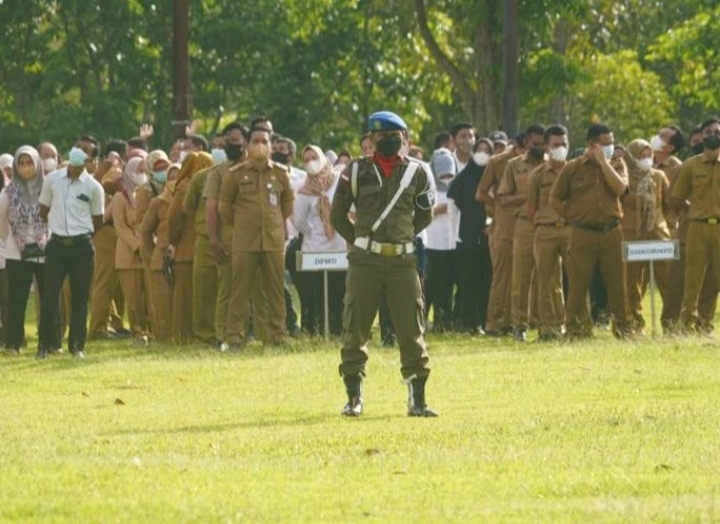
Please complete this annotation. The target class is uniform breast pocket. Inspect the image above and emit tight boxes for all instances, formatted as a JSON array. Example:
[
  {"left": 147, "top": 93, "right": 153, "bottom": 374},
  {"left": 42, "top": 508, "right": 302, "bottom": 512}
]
[
  {"left": 691, "top": 174, "right": 710, "bottom": 189},
  {"left": 570, "top": 176, "right": 593, "bottom": 194},
  {"left": 358, "top": 184, "right": 381, "bottom": 207},
  {"left": 238, "top": 180, "right": 257, "bottom": 194}
]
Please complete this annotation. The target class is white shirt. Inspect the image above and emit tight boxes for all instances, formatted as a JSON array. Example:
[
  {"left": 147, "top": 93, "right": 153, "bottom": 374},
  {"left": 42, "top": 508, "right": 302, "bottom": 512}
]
[
  {"left": 39, "top": 168, "right": 104, "bottom": 236},
  {"left": 453, "top": 152, "right": 468, "bottom": 173},
  {"left": 424, "top": 190, "right": 456, "bottom": 250},
  {"left": 286, "top": 166, "right": 308, "bottom": 241},
  {"left": 294, "top": 178, "right": 347, "bottom": 253},
  {"left": 0, "top": 189, "right": 45, "bottom": 262}
]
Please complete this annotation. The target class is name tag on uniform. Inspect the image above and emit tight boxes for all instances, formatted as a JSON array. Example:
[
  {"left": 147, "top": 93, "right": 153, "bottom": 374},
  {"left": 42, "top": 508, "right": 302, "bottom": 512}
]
[{"left": 267, "top": 182, "right": 278, "bottom": 206}]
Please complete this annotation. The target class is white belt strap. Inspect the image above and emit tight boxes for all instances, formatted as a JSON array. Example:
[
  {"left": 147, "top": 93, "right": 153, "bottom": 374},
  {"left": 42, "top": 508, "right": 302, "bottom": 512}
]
[{"left": 370, "top": 162, "right": 419, "bottom": 233}]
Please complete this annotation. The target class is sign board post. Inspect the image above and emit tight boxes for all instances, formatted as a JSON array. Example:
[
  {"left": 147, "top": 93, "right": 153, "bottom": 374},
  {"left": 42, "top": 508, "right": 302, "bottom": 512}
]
[
  {"left": 297, "top": 252, "right": 349, "bottom": 341},
  {"left": 622, "top": 240, "right": 680, "bottom": 338}
]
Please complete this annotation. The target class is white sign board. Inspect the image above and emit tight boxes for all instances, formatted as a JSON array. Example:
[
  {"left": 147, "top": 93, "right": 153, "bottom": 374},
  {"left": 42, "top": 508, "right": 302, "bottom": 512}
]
[
  {"left": 297, "top": 252, "right": 349, "bottom": 271},
  {"left": 622, "top": 240, "right": 679, "bottom": 262}
]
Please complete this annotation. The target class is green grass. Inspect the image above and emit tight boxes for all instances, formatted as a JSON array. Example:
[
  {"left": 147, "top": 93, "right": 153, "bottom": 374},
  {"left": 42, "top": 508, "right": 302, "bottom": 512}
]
[{"left": 2, "top": 328, "right": 720, "bottom": 523}]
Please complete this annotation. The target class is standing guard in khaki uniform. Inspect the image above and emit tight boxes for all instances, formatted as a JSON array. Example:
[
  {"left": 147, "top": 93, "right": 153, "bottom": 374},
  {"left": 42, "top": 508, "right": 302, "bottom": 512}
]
[
  {"left": 526, "top": 125, "right": 571, "bottom": 341},
  {"left": 330, "top": 111, "right": 437, "bottom": 418},
  {"left": 672, "top": 117, "right": 720, "bottom": 332},
  {"left": 476, "top": 138, "right": 525, "bottom": 336},
  {"left": 550, "top": 123, "right": 632, "bottom": 338},
  {"left": 497, "top": 125, "right": 546, "bottom": 341},
  {"left": 218, "top": 126, "right": 294, "bottom": 347},
  {"left": 621, "top": 139, "right": 671, "bottom": 333}
]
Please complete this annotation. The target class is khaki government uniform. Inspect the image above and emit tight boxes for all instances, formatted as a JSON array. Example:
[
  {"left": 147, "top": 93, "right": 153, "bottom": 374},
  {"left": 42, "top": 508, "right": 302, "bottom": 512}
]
[
  {"left": 330, "top": 157, "right": 433, "bottom": 379},
  {"left": 498, "top": 154, "right": 544, "bottom": 332},
  {"left": 660, "top": 155, "right": 717, "bottom": 331},
  {"left": 621, "top": 168, "right": 671, "bottom": 330},
  {"left": 551, "top": 155, "right": 631, "bottom": 337},
  {"left": 89, "top": 166, "right": 124, "bottom": 337},
  {"left": 135, "top": 181, "right": 163, "bottom": 333},
  {"left": 672, "top": 152, "right": 720, "bottom": 331},
  {"left": 218, "top": 159, "right": 294, "bottom": 345},
  {"left": 168, "top": 178, "right": 195, "bottom": 344},
  {"left": 139, "top": 193, "right": 173, "bottom": 342},
  {"left": 111, "top": 191, "right": 149, "bottom": 339},
  {"left": 476, "top": 149, "right": 517, "bottom": 333},
  {"left": 184, "top": 167, "right": 217, "bottom": 343},
  {"left": 527, "top": 161, "right": 570, "bottom": 337}
]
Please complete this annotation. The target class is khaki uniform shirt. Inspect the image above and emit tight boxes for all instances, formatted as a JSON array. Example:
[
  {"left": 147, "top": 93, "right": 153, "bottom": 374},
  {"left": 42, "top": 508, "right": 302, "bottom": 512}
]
[
  {"left": 202, "top": 163, "right": 234, "bottom": 246},
  {"left": 497, "top": 155, "right": 545, "bottom": 220},
  {"left": 218, "top": 159, "right": 294, "bottom": 252},
  {"left": 111, "top": 192, "right": 143, "bottom": 270},
  {"left": 184, "top": 167, "right": 211, "bottom": 237},
  {"left": 476, "top": 149, "right": 517, "bottom": 241},
  {"left": 527, "top": 161, "right": 565, "bottom": 225},
  {"left": 656, "top": 155, "right": 683, "bottom": 234},
  {"left": 672, "top": 152, "right": 720, "bottom": 220},
  {"left": 551, "top": 156, "right": 628, "bottom": 225},
  {"left": 167, "top": 178, "right": 195, "bottom": 262},
  {"left": 139, "top": 193, "right": 172, "bottom": 271},
  {"left": 621, "top": 168, "right": 670, "bottom": 236},
  {"left": 330, "top": 157, "right": 433, "bottom": 245}
]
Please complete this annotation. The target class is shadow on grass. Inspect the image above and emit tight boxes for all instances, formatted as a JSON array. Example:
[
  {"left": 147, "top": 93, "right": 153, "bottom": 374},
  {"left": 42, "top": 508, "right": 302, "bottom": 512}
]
[{"left": 99, "top": 413, "right": 404, "bottom": 437}]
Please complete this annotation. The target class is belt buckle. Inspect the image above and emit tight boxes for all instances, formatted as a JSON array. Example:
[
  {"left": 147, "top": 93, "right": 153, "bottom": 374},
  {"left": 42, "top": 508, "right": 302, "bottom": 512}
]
[
  {"left": 380, "top": 244, "right": 398, "bottom": 257},
  {"left": 710, "top": 218, "right": 718, "bottom": 225}
]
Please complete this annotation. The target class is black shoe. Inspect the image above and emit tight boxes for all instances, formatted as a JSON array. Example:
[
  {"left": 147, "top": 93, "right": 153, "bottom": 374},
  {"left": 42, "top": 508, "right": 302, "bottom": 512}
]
[
  {"left": 406, "top": 375, "right": 438, "bottom": 417},
  {"left": 36, "top": 349, "right": 48, "bottom": 360},
  {"left": 513, "top": 329, "right": 527, "bottom": 342},
  {"left": 341, "top": 374, "right": 364, "bottom": 417}
]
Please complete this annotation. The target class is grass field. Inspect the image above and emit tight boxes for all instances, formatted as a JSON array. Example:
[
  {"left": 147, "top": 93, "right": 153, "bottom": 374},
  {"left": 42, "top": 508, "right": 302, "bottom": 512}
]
[{"left": 2, "top": 324, "right": 720, "bottom": 523}]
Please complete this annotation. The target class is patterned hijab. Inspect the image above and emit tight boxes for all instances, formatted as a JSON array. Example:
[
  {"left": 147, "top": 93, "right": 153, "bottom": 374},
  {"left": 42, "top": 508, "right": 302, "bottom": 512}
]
[
  {"left": 298, "top": 145, "right": 336, "bottom": 196},
  {"left": 177, "top": 151, "right": 213, "bottom": 185},
  {"left": 6, "top": 146, "right": 48, "bottom": 250},
  {"left": 626, "top": 139, "right": 656, "bottom": 233}
]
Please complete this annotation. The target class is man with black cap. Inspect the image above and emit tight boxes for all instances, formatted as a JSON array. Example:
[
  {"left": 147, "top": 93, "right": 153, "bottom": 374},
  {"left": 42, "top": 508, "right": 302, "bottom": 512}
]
[{"left": 331, "top": 110, "right": 437, "bottom": 417}]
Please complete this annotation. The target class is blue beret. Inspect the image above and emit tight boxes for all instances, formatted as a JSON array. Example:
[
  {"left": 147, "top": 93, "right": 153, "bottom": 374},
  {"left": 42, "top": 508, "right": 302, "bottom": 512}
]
[{"left": 368, "top": 111, "right": 408, "bottom": 132}]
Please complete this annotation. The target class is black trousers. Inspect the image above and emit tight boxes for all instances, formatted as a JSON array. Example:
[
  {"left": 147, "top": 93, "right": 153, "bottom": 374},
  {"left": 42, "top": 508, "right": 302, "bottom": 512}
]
[
  {"left": 39, "top": 236, "right": 94, "bottom": 353},
  {"left": 5, "top": 260, "right": 46, "bottom": 350},
  {"left": 425, "top": 249, "right": 456, "bottom": 330},
  {"left": 299, "top": 270, "right": 346, "bottom": 336},
  {"left": 455, "top": 243, "right": 492, "bottom": 332}
]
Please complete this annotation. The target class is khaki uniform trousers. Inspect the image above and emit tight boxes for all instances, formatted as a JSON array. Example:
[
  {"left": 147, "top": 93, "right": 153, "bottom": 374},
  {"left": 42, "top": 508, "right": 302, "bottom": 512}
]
[
  {"left": 227, "top": 251, "right": 284, "bottom": 344},
  {"left": 566, "top": 226, "right": 630, "bottom": 337},
  {"left": 172, "top": 261, "right": 194, "bottom": 344},
  {"left": 511, "top": 218, "right": 536, "bottom": 330},
  {"left": 149, "top": 270, "right": 173, "bottom": 342},
  {"left": 339, "top": 250, "right": 429, "bottom": 380},
  {"left": 534, "top": 225, "right": 571, "bottom": 336},
  {"left": 118, "top": 269, "right": 149, "bottom": 338},
  {"left": 680, "top": 221, "right": 720, "bottom": 331},
  {"left": 89, "top": 225, "right": 124, "bottom": 336},
  {"left": 193, "top": 234, "right": 217, "bottom": 343},
  {"left": 623, "top": 228, "right": 670, "bottom": 331},
  {"left": 485, "top": 236, "right": 513, "bottom": 332}
]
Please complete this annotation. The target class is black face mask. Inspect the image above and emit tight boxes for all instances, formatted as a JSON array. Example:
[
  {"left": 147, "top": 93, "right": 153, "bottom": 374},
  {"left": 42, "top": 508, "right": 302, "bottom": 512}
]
[
  {"left": 692, "top": 142, "right": 705, "bottom": 155},
  {"left": 225, "top": 143, "right": 244, "bottom": 162},
  {"left": 376, "top": 136, "right": 403, "bottom": 157},
  {"left": 271, "top": 152, "right": 290, "bottom": 165},
  {"left": 703, "top": 134, "right": 720, "bottom": 151},
  {"left": 528, "top": 147, "right": 544, "bottom": 160}
]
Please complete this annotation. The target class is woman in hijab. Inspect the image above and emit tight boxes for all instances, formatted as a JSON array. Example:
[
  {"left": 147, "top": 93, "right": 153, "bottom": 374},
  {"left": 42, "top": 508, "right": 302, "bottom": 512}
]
[
  {"left": 294, "top": 145, "right": 346, "bottom": 336},
  {"left": 112, "top": 157, "right": 151, "bottom": 344},
  {"left": 622, "top": 138, "right": 672, "bottom": 334},
  {"left": 0, "top": 146, "right": 49, "bottom": 355},
  {"left": 168, "top": 151, "right": 213, "bottom": 344}
]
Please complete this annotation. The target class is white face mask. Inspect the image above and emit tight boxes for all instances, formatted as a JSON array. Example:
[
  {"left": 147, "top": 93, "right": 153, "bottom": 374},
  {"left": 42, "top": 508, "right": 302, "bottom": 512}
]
[
  {"left": 472, "top": 152, "right": 490, "bottom": 166},
  {"left": 549, "top": 146, "right": 568, "bottom": 162},
  {"left": 650, "top": 135, "right": 666, "bottom": 152},
  {"left": 41, "top": 157, "right": 57, "bottom": 174},
  {"left": 305, "top": 159, "right": 325, "bottom": 176},
  {"left": 179, "top": 150, "right": 188, "bottom": 163},
  {"left": 129, "top": 172, "right": 148, "bottom": 186},
  {"left": 636, "top": 157, "right": 653, "bottom": 171},
  {"left": 211, "top": 148, "right": 227, "bottom": 164},
  {"left": 603, "top": 144, "right": 615, "bottom": 159}
]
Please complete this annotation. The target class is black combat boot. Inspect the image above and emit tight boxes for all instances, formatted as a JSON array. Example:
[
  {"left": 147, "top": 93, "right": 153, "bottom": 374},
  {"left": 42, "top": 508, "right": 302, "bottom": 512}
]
[
  {"left": 406, "top": 375, "right": 438, "bottom": 417},
  {"left": 341, "top": 374, "right": 363, "bottom": 417}
]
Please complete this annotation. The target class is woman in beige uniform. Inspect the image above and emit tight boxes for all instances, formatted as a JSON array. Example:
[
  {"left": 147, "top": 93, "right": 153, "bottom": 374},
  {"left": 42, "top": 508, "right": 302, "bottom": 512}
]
[
  {"left": 112, "top": 157, "right": 151, "bottom": 343},
  {"left": 168, "top": 152, "right": 213, "bottom": 344}
]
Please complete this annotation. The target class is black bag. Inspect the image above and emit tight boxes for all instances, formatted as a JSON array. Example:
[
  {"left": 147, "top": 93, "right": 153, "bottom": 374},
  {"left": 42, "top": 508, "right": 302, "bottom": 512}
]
[
  {"left": 162, "top": 251, "right": 175, "bottom": 286},
  {"left": 21, "top": 243, "right": 44, "bottom": 260}
]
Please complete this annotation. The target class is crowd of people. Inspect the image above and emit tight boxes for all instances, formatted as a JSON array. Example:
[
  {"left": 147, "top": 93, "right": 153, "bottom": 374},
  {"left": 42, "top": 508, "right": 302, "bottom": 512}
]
[{"left": 0, "top": 113, "right": 718, "bottom": 362}]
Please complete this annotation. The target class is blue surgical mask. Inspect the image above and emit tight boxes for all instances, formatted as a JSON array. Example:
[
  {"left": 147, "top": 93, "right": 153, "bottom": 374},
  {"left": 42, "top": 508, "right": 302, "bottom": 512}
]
[
  {"left": 603, "top": 144, "right": 615, "bottom": 159},
  {"left": 68, "top": 147, "right": 88, "bottom": 167},
  {"left": 153, "top": 171, "right": 167, "bottom": 184},
  {"left": 211, "top": 148, "right": 228, "bottom": 164}
]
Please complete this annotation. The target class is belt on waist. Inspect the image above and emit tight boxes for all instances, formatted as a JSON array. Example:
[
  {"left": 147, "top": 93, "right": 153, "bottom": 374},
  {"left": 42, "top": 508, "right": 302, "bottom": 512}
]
[
  {"left": 51, "top": 234, "right": 92, "bottom": 245},
  {"left": 537, "top": 221, "right": 566, "bottom": 228},
  {"left": 571, "top": 218, "right": 619, "bottom": 232},
  {"left": 354, "top": 237, "right": 415, "bottom": 257},
  {"left": 691, "top": 218, "right": 720, "bottom": 225}
]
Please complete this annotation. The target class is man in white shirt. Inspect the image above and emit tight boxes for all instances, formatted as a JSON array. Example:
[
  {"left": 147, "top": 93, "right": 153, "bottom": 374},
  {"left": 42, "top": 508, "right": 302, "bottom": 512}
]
[
  {"left": 37, "top": 136, "right": 105, "bottom": 359},
  {"left": 450, "top": 122, "right": 476, "bottom": 173}
]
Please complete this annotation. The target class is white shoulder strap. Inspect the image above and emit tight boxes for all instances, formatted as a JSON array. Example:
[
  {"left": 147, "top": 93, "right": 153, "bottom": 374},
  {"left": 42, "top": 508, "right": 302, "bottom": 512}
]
[
  {"left": 370, "top": 162, "right": 419, "bottom": 233},
  {"left": 351, "top": 162, "right": 359, "bottom": 200}
]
